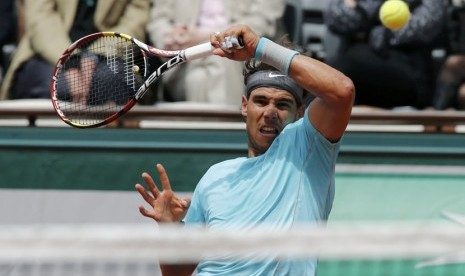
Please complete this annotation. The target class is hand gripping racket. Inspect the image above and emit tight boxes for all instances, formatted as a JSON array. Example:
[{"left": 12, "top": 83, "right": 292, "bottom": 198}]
[{"left": 50, "top": 32, "right": 243, "bottom": 128}]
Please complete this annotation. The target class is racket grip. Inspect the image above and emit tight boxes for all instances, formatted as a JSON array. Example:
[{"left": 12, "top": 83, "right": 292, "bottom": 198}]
[
  {"left": 183, "top": 43, "right": 214, "bottom": 61},
  {"left": 183, "top": 36, "right": 244, "bottom": 61}
]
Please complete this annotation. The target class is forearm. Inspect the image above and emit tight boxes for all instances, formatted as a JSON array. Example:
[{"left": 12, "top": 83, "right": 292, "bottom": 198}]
[
  {"left": 212, "top": 24, "right": 354, "bottom": 138},
  {"left": 254, "top": 37, "right": 353, "bottom": 104},
  {"left": 289, "top": 55, "right": 354, "bottom": 107}
]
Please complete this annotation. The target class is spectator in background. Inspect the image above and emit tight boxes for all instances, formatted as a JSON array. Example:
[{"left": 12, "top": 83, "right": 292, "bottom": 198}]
[
  {"left": 147, "top": 0, "right": 285, "bottom": 106},
  {"left": 434, "top": 54, "right": 465, "bottom": 110},
  {"left": 324, "top": 0, "right": 446, "bottom": 109},
  {"left": 0, "top": 0, "right": 18, "bottom": 82},
  {"left": 433, "top": 1, "right": 465, "bottom": 110},
  {"left": 0, "top": 0, "right": 151, "bottom": 101}
]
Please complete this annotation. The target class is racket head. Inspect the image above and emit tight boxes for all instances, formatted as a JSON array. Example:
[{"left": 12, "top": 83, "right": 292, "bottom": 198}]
[{"left": 50, "top": 32, "right": 148, "bottom": 128}]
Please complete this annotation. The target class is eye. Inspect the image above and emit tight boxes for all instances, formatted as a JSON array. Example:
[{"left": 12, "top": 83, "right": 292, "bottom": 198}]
[
  {"left": 254, "top": 98, "right": 268, "bottom": 106},
  {"left": 276, "top": 101, "right": 292, "bottom": 109}
]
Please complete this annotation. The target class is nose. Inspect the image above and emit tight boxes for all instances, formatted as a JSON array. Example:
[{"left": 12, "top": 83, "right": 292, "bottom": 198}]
[{"left": 263, "top": 106, "right": 278, "bottom": 120}]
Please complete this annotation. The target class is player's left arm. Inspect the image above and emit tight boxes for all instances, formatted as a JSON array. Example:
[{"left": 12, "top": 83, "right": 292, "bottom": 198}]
[{"left": 288, "top": 55, "right": 355, "bottom": 142}]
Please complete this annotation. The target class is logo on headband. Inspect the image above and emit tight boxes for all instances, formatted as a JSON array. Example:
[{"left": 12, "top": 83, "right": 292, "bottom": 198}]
[
  {"left": 268, "top": 72, "right": 286, "bottom": 78},
  {"left": 246, "top": 70, "right": 304, "bottom": 106}
]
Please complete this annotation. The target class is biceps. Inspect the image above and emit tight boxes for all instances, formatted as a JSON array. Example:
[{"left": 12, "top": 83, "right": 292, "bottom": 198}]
[{"left": 308, "top": 98, "right": 351, "bottom": 142}]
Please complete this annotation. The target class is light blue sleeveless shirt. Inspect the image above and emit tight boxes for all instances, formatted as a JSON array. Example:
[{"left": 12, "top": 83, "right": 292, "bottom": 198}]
[{"left": 184, "top": 107, "right": 341, "bottom": 275}]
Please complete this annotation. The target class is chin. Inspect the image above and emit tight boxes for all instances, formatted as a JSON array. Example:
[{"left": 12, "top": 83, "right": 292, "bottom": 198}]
[{"left": 258, "top": 142, "right": 273, "bottom": 153}]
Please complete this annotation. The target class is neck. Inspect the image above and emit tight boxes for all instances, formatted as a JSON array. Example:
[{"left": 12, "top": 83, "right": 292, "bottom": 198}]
[
  {"left": 248, "top": 149, "right": 257, "bottom": 158},
  {"left": 248, "top": 146, "right": 264, "bottom": 158}
]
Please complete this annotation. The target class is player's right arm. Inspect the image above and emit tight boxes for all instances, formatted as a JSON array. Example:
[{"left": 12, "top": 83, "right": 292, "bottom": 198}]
[
  {"left": 211, "top": 24, "right": 355, "bottom": 142},
  {"left": 289, "top": 54, "right": 355, "bottom": 142}
]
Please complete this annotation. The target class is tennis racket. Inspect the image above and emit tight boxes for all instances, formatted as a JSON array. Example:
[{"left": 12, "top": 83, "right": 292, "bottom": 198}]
[{"left": 50, "top": 32, "right": 243, "bottom": 128}]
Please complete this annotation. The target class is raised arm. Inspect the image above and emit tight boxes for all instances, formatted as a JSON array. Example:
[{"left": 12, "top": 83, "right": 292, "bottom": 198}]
[
  {"left": 212, "top": 24, "right": 355, "bottom": 141},
  {"left": 289, "top": 54, "right": 354, "bottom": 142}
]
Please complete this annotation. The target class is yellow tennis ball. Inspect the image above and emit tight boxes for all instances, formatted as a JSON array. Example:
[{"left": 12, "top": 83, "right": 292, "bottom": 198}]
[
  {"left": 379, "top": 0, "right": 411, "bottom": 31},
  {"left": 132, "top": 65, "right": 140, "bottom": 73}
]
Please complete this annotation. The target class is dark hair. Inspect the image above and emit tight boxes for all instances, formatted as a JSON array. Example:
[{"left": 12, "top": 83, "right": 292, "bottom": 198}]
[
  {"left": 242, "top": 35, "right": 297, "bottom": 83},
  {"left": 242, "top": 35, "right": 314, "bottom": 106}
]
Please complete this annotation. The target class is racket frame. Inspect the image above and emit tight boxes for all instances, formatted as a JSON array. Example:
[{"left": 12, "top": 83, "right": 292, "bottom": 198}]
[{"left": 50, "top": 32, "right": 231, "bottom": 128}]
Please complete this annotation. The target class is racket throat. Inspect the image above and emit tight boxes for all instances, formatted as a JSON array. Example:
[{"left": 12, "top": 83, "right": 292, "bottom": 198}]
[{"left": 135, "top": 55, "right": 186, "bottom": 100}]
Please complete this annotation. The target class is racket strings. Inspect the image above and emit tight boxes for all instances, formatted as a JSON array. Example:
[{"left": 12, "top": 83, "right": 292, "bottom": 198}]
[
  {"left": 54, "top": 34, "right": 146, "bottom": 127},
  {"left": 124, "top": 44, "right": 138, "bottom": 91}
]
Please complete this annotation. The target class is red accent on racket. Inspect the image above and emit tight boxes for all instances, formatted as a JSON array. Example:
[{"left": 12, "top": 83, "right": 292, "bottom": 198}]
[{"left": 50, "top": 32, "right": 242, "bottom": 128}]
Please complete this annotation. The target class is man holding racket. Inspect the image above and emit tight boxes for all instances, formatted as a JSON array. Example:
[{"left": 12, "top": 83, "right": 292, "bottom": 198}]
[{"left": 135, "top": 24, "right": 355, "bottom": 276}]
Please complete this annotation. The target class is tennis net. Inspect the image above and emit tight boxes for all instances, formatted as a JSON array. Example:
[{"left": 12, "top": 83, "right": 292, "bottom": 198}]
[{"left": 1, "top": 222, "right": 464, "bottom": 276}]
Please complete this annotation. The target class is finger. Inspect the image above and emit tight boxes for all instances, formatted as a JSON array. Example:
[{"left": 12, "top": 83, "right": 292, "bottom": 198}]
[
  {"left": 222, "top": 24, "right": 259, "bottom": 52},
  {"left": 210, "top": 31, "right": 222, "bottom": 49},
  {"left": 219, "top": 25, "right": 245, "bottom": 44},
  {"left": 135, "top": 183, "right": 155, "bottom": 205},
  {"left": 138, "top": 205, "right": 155, "bottom": 219},
  {"left": 156, "top": 164, "right": 172, "bottom": 191},
  {"left": 181, "top": 197, "right": 191, "bottom": 208},
  {"left": 212, "top": 47, "right": 229, "bottom": 57},
  {"left": 142, "top": 172, "right": 160, "bottom": 197}
]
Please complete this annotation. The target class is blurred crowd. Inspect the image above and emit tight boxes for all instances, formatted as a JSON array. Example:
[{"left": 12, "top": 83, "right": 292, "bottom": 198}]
[{"left": 0, "top": 0, "right": 464, "bottom": 110}]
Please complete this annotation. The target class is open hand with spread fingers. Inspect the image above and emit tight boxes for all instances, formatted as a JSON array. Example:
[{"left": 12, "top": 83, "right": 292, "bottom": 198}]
[{"left": 135, "top": 164, "right": 191, "bottom": 223}]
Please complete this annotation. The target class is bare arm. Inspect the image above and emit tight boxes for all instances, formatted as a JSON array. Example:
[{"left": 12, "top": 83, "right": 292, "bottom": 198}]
[
  {"left": 289, "top": 55, "right": 354, "bottom": 141},
  {"left": 211, "top": 24, "right": 355, "bottom": 141},
  {"left": 160, "top": 264, "right": 197, "bottom": 276}
]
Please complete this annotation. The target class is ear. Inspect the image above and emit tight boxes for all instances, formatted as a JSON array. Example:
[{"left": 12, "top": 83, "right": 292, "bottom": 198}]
[{"left": 241, "top": 95, "right": 248, "bottom": 117}]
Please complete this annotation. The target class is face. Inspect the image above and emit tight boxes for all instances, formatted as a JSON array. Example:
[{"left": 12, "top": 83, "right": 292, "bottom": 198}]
[{"left": 242, "top": 87, "right": 303, "bottom": 157}]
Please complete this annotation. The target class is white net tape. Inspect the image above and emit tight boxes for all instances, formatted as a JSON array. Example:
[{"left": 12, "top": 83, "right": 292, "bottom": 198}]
[{"left": 1, "top": 222, "right": 465, "bottom": 264}]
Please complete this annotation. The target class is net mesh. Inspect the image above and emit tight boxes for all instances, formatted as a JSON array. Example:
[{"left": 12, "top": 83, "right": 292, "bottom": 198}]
[{"left": 1, "top": 222, "right": 465, "bottom": 276}]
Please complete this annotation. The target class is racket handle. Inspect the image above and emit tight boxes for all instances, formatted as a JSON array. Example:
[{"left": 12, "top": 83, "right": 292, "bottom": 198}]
[
  {"left": 183, "top": 36, "right": 245, "bottom": 61},
  {"left": 183, "top": 43, "right": 214, "bottom": 61}
]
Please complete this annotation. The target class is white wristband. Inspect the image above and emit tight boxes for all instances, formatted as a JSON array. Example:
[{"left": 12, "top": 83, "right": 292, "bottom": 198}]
[{"left": 254, "top": 37, "right": 299, "bottom": 75}]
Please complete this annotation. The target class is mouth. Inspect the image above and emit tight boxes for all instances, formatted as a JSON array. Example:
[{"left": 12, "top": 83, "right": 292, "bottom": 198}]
[{"left": 260, "top": 126, "right": 279, "bottom": 136}]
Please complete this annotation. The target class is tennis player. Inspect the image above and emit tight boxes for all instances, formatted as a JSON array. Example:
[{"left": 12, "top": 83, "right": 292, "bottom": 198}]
[{"left": 135, "top": 24, "right": 355, "bottom": 276}]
